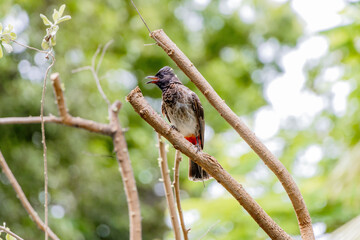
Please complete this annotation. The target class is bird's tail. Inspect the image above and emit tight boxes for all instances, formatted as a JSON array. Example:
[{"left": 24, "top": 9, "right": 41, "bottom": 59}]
[{"left": 188, "top": 159, "right": 211, "bottom": 181}]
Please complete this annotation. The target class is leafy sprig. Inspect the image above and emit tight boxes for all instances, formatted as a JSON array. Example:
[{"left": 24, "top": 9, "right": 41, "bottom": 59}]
[
  {"left": 0, "top": 23, "right": 17, "bottom": 58},
  {"left": 40, "top": 4, "right": 71, "bottom": 50}
]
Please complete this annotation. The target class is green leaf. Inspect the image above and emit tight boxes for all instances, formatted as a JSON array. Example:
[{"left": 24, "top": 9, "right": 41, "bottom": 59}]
[
  {"left": 56, "top": 15, "right": 71, "bottom": 24},
  {"left": 41, "top": 39, "right": 49, "bottom": 50},
  {"left": 0, "top": 45, "right": 3, "bottom": 58},
  {"left": 0, "top": 23, "right": 2, "bottom": 33},
  {"left": 50, "top": 35, "right": 56, "bottom": 46},
  {"left": 40, "top": 14, "right": 52, "bottom": 26},
  {"left": 2, "top": 43, "right": 13, "bottom": 53},
  {"left": 52, "top": 9, "right": 60, "bottom": 22},
  {"left": 58, "top": 4, "right": 66, "bottom": 18},
  {"left": 10, "top": 32, "right": 16, "bottom": 40},
  {"left": 3, "top": 24, "right": 13, "bottom": 33},
  {"left": 6, "top": 233, "right": 16, "bottom": 240},
  {"left": 1, "top": 34, "right": 11, "bottom": 44}
]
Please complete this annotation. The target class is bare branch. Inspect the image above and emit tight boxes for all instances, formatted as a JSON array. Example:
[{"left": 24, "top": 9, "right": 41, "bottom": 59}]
[
  {"left": 109, "top": 101, "right": 142, "bottom": 240},
  {"left": 0, "top": 116, "right": 62, "bottom": 125},
  {"left": 173, "top": 150, "right": 189, "bottom": 240},
  {"left": 39, "top": 48, "right": 56, "bottom": 240},
  {"left": 149, "top": 29, "right": 314, "bottom": 240},
  {"left": 96, "top": 39, "right": 114, "bottom": 74},
  {"left": 0, "top": 226, "right": 24, "bottom": 240},
  {"left": 0, "top": 151, "right": 60, "bottom": 240},
  {"left": 157, "top": 134, "right": 181, "bottom": 240},
  {"left": 72, "top": 45, "right": 111, "bottom": 107},
  {"left": 131, "top": 0, "right": 152, "bottom": 34},
  {"left": 50, "top": 73, "right": 114, "bottom": 135},
  {"left": 127, "top": 87, "right": 293, "bottom": 240}
]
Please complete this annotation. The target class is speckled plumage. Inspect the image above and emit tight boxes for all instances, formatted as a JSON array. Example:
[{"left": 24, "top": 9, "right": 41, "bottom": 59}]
[{"left": 147, "top": 66, "right": 210, "bottom": 181}]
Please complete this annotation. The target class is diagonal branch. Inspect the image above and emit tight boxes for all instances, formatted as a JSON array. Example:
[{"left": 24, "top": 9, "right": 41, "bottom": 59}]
[
  {"left": 127, "top": 87, "right": 292, "bottom": 240},
  {"left": 0, "top": 151, "right": 60, "bottom": 240},
  {"left": 149, "top": 29, "right": 314, "bottom": 240},
  {"left": 157, "top": 134, "right": 181, "bottom": 239}
]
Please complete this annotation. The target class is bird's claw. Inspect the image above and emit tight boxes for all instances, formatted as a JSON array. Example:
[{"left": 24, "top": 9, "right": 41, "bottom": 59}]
[{"left": 170, "top": 125, "right": 179, "bottom": 131}]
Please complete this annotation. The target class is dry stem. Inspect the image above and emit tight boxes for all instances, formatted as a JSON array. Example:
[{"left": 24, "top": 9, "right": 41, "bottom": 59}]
[
  {"left": 0, "top": 151, "right": 60, "bottom": 240},
  {"left": 173, "top": 150, "right": 189, "bottom": 240},
  {"left": 149, "top": 29, "right": 314, "bottom": 240},
  {"left": 127, "top": 87, "right": 292, "bottom": 240},
  {"left": 157, "top": 134, "right": 181, "bottom": 240}
]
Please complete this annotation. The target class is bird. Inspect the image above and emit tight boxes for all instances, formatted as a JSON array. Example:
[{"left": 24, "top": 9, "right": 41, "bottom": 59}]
[{"left": 146, "top": 66, "right": 211, "bottom": 181}]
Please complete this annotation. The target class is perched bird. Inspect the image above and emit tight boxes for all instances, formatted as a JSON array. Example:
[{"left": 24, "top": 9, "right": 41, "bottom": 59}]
[{"left": 146, "top": 66, "right": 211, "bottom": 181}]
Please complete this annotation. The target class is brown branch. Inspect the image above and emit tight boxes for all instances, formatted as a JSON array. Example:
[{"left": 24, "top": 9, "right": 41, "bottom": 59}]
[
  {"left": 157, "top": 134, "right": 181, "bottom": 240},
  {"left": 149, "top": 29, "right": 314, "bottom": 240},
  {"left": 127, "top": 87, "right": 292, "bottom": 240},
  {"left": 50, "top": 73, "right": 114, "bottom": 135},
  {"left": 109, "top": 101, "right": 142, "bottom": 240},
  {"left": 0, "top": 116, "right": 62, "bottom": 124},
  {"left": 0, "top": 115, "right": 113, "bottom": 135},
  {"left": 173, "top": 150, "right": 189, "bottom": 240},
  {"left": 0, "top": 151, "right": 60, "bottom": 240}
]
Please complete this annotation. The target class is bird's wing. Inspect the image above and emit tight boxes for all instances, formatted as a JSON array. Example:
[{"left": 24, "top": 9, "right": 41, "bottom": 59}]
[
  {"left": 162, "top": 103, "right": 171, "bottom": 123},
  {"left": 191, "top": 92, "right": 205, "bottom": 149}
]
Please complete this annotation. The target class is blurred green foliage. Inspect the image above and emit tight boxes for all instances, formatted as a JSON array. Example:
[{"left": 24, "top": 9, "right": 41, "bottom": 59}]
[{"left": 0, "top": 0, "right": 359, "bottom": 239}]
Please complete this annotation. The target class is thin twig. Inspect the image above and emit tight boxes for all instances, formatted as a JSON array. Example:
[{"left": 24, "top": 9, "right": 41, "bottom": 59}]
[
  {"left": 96, "top": 39, "right": 114, "bottom": 74},
  {"left": 0, "top": 151, "right": 60, "bottom": 240},
  {"left": 92, "top": 46, "right": 101, "bottom": 70},
  {"left": 13, "top": 39, "right": 56, "bottom": 240},
  {"left": 149, "top": 29, "right": 315, "bottom": 240},
  {"left": 72, "top": 43, "right": 111, "bottom": 107},
  {"left": 173, "top": 150, "right": 189, "bottom": 240},
  {"left": 12, "top": 40, "right": 48, "bottom": 54},
  {"left": 127, "top": 87, "right": 293, "bottom": 240},
  {"left": 157, "top": 134, "right": 181, "bottom": 240},
  {"left": 40, "top": 50, "right": 55, "bottom": 240},
  {"left": 0, "top": 226, "right": 24, "bottom": 240},
  {"left": 198, "top": 220, "right": 221, "bottom": 240},
  {"left": 130, "top": 0, "right": 151, "bottom": 34}
]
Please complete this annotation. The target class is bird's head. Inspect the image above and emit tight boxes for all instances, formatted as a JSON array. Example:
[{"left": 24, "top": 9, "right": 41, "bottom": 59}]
[{"left": 146, "top": 66, "right": 180, "bottom": 91}]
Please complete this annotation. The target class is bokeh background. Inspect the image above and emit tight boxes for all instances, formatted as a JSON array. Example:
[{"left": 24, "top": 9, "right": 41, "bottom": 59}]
[{"left": 1, "top": 0, "right": 359, "bottom": 239}]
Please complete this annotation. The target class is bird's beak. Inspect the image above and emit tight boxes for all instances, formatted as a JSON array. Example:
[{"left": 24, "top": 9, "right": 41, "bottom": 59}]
[{"left": 145, "top": 76, "right": 159, "bottom": 84}]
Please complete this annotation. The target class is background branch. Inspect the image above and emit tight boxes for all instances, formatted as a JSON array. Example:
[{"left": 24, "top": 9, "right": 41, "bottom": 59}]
[
  {"left": 1, "top": 72, "right": 142, "bottom": 240},
  {"left": 149, "top": 29, "right": 314, "bottom": 240},
  {"left": 109, "top": 101, "right": 142, "bottom": 240},
  {"left": 127, "top": 87, "right": 292, "bottom": 240},
  {"left": 173, "top": 150, "right": 189, "bottom": 240},
  {"left": 157, "top": 134, "right": 181, "bottom": 240},
  {"left": 0, "top": 151, "right": 60, "bottom": 240}
]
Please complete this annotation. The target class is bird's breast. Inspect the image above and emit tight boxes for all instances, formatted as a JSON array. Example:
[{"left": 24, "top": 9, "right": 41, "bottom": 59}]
[{"left": 165, "top": 101, "right": 198, "bottom": 137}]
